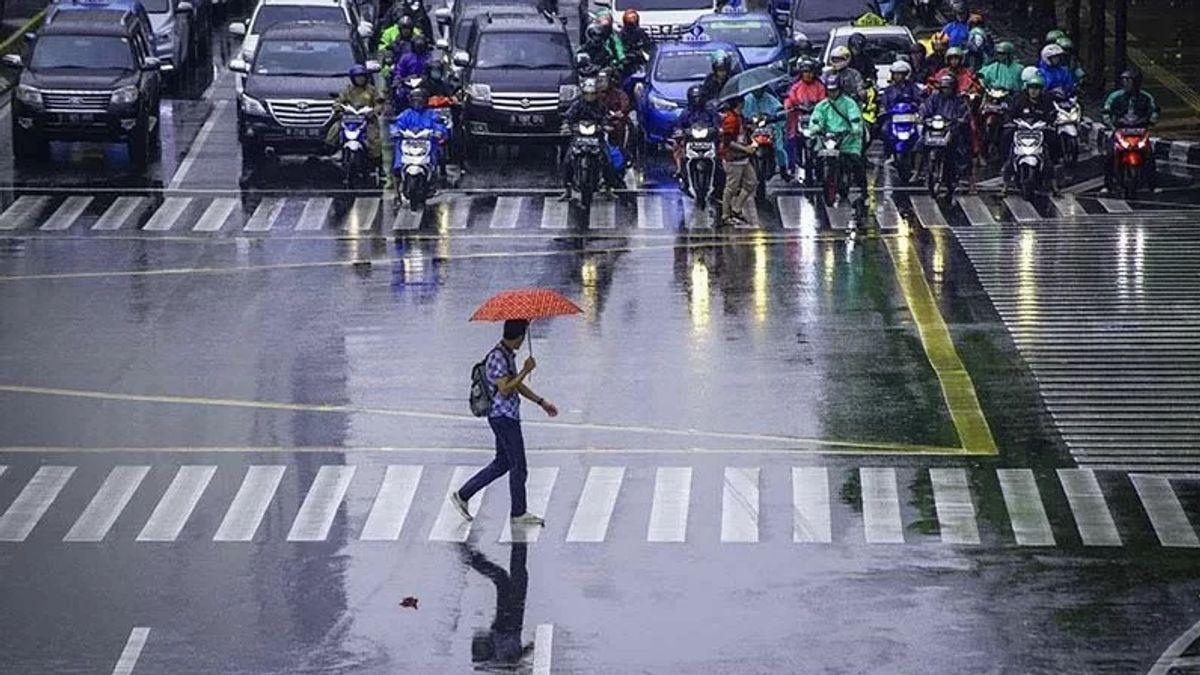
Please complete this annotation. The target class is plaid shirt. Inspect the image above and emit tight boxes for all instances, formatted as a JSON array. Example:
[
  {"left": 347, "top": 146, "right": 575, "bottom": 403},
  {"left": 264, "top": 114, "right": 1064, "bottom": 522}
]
[{"left": 485, "top": 342, "right": 520, "bottom": 420}]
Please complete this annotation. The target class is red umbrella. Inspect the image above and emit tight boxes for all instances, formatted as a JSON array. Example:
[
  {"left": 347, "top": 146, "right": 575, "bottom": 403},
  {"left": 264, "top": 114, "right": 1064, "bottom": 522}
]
[{"left": 470, "top": 288, "right": 582, "bottom": 356}]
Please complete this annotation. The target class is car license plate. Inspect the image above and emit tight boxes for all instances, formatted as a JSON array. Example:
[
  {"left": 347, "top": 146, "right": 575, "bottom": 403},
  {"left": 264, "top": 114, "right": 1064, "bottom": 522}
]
[
  {"left": 62, "top": 113, "right": 93, "bottom": 125},
  {"left": 285, "top": 127, "right": 322, "bottom": 138},
  {"left": 510, "top": 114, "right": 544, "bottom": 127}
]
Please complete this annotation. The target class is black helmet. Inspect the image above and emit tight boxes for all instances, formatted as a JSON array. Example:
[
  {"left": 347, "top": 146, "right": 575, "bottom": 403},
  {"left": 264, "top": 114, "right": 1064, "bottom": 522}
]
[
  {"left": 937, "top": 72, "right": 956, "bottom": 90},
  {"left": 686, "top": 84, "right": 704, "bottom": 107},
  {"left": 425, "top": 59, "right": 445, "bottom": 79},
  {"left": 711, "top": 49, "right": 732, "bottom": 73},
  {"left": 412, "top": 35, "right": 429, "bottom": 53},
  {"left": 397, "top": 14, "right": 414, "bottom": 30},
  {"left": 409, "top": 88, "right": 428, "bottom": 107},
  {"left": 848, "top": 33, "right": 867, "bottom": 52},
  {"left": 1120, "top": 67, "right": 1143, "bottom": 86},
  {"left": 585, "top": 23, "right": 604, "bottom": 44},
  {"left": 575, "top": 51, "right": 592, "bottom": 71}
]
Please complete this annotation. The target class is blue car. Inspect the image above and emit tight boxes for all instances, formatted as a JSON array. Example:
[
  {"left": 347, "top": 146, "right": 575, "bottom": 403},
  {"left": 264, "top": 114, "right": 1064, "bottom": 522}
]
[
  {"left": 685, "top": 11, "right": 789, "bottom": 69},
  {"left": 634, "top": 40, "right": 744, "bottom": 145}
]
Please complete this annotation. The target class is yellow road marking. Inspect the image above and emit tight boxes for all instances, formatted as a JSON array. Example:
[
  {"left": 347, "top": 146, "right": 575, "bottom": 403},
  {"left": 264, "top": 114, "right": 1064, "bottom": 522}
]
[
  {"left": 886, "top": 237, "right": 997, "bottom": 455},
  {"left": 0, "top": 384, "right": 968, "bottom": 456}
]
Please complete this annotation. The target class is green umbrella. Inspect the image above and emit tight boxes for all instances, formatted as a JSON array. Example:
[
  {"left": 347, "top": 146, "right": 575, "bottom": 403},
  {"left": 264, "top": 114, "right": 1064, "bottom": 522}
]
[{"left": 717, "top": 66, "right": 790, "bottom": 103}]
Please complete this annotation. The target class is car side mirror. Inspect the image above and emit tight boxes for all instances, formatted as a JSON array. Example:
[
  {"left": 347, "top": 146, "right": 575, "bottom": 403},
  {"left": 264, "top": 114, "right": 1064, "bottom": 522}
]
[
  {"left": 365, "top": 59, "right": 381, "bottom": 73},
  {"left": 435, "top": 37, "right": 449, "bottom": 51},
  {"left": 1, "top": 54, "right": 23, "bottom": 69},
  {"left": 452, "top": 50, "right": 470, "bottom": 67},
  {"left": 229, "top": 21, "right": 247, "bottom": 36},
  {"left": 358, "top": 23, "right": 373, "bottom": 38},
  {"left": 229, "top": 58, "right": 249, "bottom": 73},
  {"left": 435, "top": 7, "right": 451, "bottom": 23},
  {"left": 177, "top": 1, "right": 194, "bottom": 13},
  {"left": 25, "top": 32, "right": 37, "bottom": 43},
  {"left": 142, "top": 57, "right": 162, "bottom": 71}
]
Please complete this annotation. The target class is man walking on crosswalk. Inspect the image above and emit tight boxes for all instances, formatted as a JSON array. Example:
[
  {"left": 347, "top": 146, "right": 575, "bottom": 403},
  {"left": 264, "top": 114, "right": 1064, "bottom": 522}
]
[{"left": 451, "top": 319, "right": 559, "bottom": 526}]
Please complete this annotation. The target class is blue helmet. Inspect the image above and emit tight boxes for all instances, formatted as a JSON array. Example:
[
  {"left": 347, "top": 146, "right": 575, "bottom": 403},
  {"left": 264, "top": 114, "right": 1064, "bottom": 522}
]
[{"left": 349, "top": 64, "right": 370, "bottom": 80}]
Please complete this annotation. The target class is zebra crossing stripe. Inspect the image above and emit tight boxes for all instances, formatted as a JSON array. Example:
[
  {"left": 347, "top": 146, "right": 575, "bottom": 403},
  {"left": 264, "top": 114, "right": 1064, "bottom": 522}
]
[
  {"left": 776, "top": 195, "right": 815, "bottom": 231},
  {"left": 533, "top": 624, "right": 554, "bottom": 675},
  {"left": 0, "top": 196, "right": 51, "bottom": 231},
  {"left": 955, "top": 195, "right": 997, "bottom": 226},
  {"left": 1131, "top": 475, "right": 1200, "bottom": 548},
  {"left": 429, "top": 466, "right": 482, "bottom": 542},
  {"left": 1096, "top": 197, "right": 1133, "bottom": 213},
  {"left": 909, "top": 195, "right": 948, "bottom": 229},
  {"left": 566, "top": 466, "right": 624, "bottom": 543},
  {"left": 286, "top": 466, "right": 356, "bottom": 542},
  {"left": 500, "top": 467, "right": 559, "bottom": 543},
  {"left": 637, "top": 195, "right": 665, "bottom": 229},
  {"left": 1057, "top": 468, "right": 1122, "bottom": 547},
  {"left": 93, "top": 197, "right": 148, "bottom": 231},
  {"left": 445, "top": 197, "right": 470, "bottom": 230},
  {"left": 64, "top": 466, "right": 150, "bottom": 542},
  {"left": 111, "top": 627, "right": 150, "bottom": 675},
  {"left": 861, "top": 468, "right": 904, "bottom": 543},
  {"left": 0, "top": 466, "right": 75, "bottom": 541},
  {"left": 540, "top": 198, "right": 569, "bottom": 229},
  {"left": 1051, "top": 194, "right": 1085, "bottom": 217},
  {"left": 589, "top": 199, "right": 616, "bottom": 229},
  {"left": 136, "top": 466, "right": 216, "bottom": 542},
  {"left": 40, "top": 196, "right": 92, "bottom": 231},
  {"left": 792, "top": 467, "right": 832, "bottom": 543},
  {"left": 244, "top": 197, "right": 285, "bottom": 232},
  {"left": 721, "top": 467, "right": 760, "bottom": 542},
  {"left": 192, "top": 198, "right": 238, "bottom": 232},
  {"left": 823, "top": 201, "right": 853, "bottom": 230},
  {"left": 996, "top": 469, "right": 1055, "bottom": 546},
  {"left": 143, "top": 197, "right": 192, "bottom": 231},
  {"left": 648, "top": 467, "right": 691, "bottom": 542},
  {"left": 930, "top": 468, "right": 980, "bottom": 545},
  {"left": 296, "top": 197, "right": 334, "bottom": 231},
  {"left": 489, "top": 196, "right": 523, "bottom": 229},
  {"left": 680, "top": 199, "right": 711, "bottom": 230},
  {"left": 213, "top": 465, "right": 286, "bottom": 542},
  {"left": 1002, "top": 195, "right": 1041, "bottom": 223},
  {"left": 360, "top": 465, "right": 423, "bottom": 541},
  {"left": 875, "top": 195, "right": 902, "bottom": 231},
  {"left": 342, "top": 197, "right": 380, "bottom": 231}
]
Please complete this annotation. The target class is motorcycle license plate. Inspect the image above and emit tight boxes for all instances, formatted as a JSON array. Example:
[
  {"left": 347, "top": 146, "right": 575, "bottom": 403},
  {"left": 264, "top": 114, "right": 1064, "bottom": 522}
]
[
  {"left": 892, "top": 114, "right": 917, "bottom": 123},
  {"left": 286, "top": 127, "right": 323, "bottom": 138},
  {"left": 510, "top": 114, "right": 545, "bottom": 127},
  {"left": 818, "top": 148, "right": 839, "bottom": 157},
  {"left": 689, "top": 142, "right": 712, "bottom": 151},
  {"left": 925, "top": 135, "right": 949, "bottom": 147}
]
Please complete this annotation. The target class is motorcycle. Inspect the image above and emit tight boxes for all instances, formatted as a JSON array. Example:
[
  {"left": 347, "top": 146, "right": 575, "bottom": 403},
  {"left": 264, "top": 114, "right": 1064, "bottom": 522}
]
[
  {"left": 1053, "top": 90, "right": 1081, "bottom": 166},
  {"left": 923, "top": 114, "right": 958, "bottom": 198},
  {"left": 1112, "top": 115, "right": 1152, "bottom": 200},
  {"left": 393, "top": 126, "right": 438, "bottom": 211},
  {"left": 427, "top": 94, "right": 460, "bottom": 182},
  {"left": 884, "top": 100, "right": 921, "bottom": 184},
  {"left": 568, "top": 120, "right": 604, "bottom": 210},
  {"left": 681, "top": 122, "right": 718, "bottom": 206},
  {"left": 750, "top": 115, "right": 776, "bottom": 199},
  {"left": 1010, "top": 118, "right": 1049, "bottom": 201},
  {"left": 814, "top": 130, "right": 847, "bottom": 207},
  {"left": 390, "top": 74, "right": 423, "bottom": 115},
  {"left": 338, "top": 103, "right": 377, "bottom": 188},
  {"left": 980, "top": 87, "right": 1010, "bottom": 161},
  {"left": 791, "top": 104, "right": 815, "bottom": 186}
]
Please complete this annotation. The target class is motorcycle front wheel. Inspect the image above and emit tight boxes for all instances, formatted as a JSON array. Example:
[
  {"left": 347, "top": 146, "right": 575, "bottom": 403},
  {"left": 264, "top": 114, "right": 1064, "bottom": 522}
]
[{"left": 822, "top": 158, "right": 839, "bottom": 207}]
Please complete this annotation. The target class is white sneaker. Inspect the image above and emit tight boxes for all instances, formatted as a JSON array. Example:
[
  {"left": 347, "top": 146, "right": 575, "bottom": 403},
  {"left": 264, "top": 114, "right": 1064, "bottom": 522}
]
[
  {"left": 449, "top": 491, "right": 473, "bottom": 521},
  {"left": 510, "top": 512, "right": 545, "bottom": 527}
]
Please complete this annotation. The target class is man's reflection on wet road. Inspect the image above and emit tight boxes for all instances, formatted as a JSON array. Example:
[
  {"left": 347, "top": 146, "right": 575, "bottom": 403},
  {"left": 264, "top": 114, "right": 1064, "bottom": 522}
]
[{"left": 460, "top": 543, "right": 533, "bottom": 671}]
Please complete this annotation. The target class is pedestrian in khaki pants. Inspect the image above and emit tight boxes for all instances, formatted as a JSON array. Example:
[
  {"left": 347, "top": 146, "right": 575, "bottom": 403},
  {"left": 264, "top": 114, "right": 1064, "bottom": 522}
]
[{"left": 720, "top": 97, "right": 758, "bottom": 228}]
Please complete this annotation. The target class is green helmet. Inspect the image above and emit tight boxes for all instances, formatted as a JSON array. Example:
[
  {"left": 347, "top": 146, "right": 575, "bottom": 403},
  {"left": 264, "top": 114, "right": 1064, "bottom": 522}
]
[
  {"left": 1056, "top": 36, "right": 1074, "bottom": 51},
  {"left": 995, "top": 41, "right": 1015, "bottom": 55},
  {"left": 1025, "top": 73, "right": 1046, "bottom": 88},
  {"left": 1045, "top": 29, "right": 1066, "bottom": 43}
]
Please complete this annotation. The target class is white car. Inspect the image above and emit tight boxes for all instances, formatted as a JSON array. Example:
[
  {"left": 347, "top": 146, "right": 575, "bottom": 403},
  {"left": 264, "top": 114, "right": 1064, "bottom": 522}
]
[
  {"left": 595, "top": 0, "right": 717, "bottom": 43},
  {"left": 229, "top": 0, "right": 373, "bottom": 91},
  {"left": 821, "top": 25, "right": 915, "bottom": 90}
]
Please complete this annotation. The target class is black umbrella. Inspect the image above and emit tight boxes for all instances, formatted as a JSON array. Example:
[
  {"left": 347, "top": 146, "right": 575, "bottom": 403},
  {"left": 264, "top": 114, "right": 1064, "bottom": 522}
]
[{"left": 717, "top": 66, "right": 790, "bottom": 103}]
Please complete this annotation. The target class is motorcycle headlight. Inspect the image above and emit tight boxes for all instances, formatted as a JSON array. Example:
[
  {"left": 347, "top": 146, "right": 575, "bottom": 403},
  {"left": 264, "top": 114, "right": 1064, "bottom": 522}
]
[
  {"left": 110, "top": 85, "right": 139, "bottom": 106},
  {"left": 649, "top": 94, "right": 679, "bottom": 112},
  {"left": 240, "top": 94, "right": 267, "bottom": 116},
  {"left": 466, "top": 83, "right": 492, "bottom": 104},
  {"left": 16, "top": 84, "right": 42, "bottom": 107},
  {"left": 559, "top": 84, "right": 579, "bottom": 103}
]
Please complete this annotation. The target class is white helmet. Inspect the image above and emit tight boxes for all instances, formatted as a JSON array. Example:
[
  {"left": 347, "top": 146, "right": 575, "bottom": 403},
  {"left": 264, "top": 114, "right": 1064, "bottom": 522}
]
[
  {"left": 1041, "top": 44, "right": 1065, "bottom": 61},
  {"left": 1020, "top": 65, "right": 1040, "bottom": 83},
  {"left": 890, "top": 60, "right": 912, "bottom": 75},
  {"left": 829, "top": 45, "right": 851, "bottom": 70}
]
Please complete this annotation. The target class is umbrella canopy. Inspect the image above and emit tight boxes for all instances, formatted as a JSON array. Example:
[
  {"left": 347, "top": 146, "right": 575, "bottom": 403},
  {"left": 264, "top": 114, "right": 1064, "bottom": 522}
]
[
  {"left": 718, "top": 66, "right": 790, "bottom": 102},
  {"left": 469, "top": 288, "right": 583, "bottom": 322}
]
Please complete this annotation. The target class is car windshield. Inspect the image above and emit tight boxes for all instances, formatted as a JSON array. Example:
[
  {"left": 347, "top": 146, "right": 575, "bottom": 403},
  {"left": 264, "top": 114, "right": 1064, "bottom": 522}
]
[
  {"left": 251, "top": 6, "right": 346, "bottom": 34},
  {"left": 253, "top": 39, "right": 355, "bottom": 76},
  {"left": 795, "top": 0, "right": 877, "bottom": 22},
  {"left": 31, "top": 34, "right": 134, "bottom": 70},
  {"left": 455, "top": 9, "right": 540, "bottom": 48},
  {"left": 828, "top": 34, "right": 912, "bottom": 65},
  {"left": 619, "top": 0, "right": 712, "bottom": 11},
  {"left": 474, "top": 31, "right": 570, "bottom": 69},
  {"left": 698, "top": 19, "right": 778, "bottom": 48},
  {"left": 139, "top": 0, "right": 169, "bottom": 12},
  {"left": 655, "top": 51, "right": 713, "bottom": 82}
]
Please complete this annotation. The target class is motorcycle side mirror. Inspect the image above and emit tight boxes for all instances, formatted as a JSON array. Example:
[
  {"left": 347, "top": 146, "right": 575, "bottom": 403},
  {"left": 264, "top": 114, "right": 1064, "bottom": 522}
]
[
  {"left": 365, "top": 59, "right": 382, "bottom": 73},
  {"left": 177, "top": 1, "right": 194, "bottom": 14},
  {"left": 435, "top": 7, "right": 451, "bottom": 23},
  {"left": 142, "top": 57, "right": 163, "bottom": 71},
  {"left": 229, "top": 21, "right": 247, "bottom": 36},
  {"left": 452, "top": 50, "right": 470, "bottom": 68},
  {"left": 1, "top": 54, "right": 23, "bottom": 69},
  {"left": 358, "top": 23, "right": 373, "bottom": 38},
  {"left": 229, "top": 58, "right": 249, "bottom": 73},
  {"left": 435, "top": 37, "right": 449, "bottom": 51}
]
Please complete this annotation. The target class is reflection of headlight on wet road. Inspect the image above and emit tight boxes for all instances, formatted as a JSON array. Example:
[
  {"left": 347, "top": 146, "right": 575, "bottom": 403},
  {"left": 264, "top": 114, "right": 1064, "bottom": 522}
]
[
  {"left": 753, "top": 233, "right": 768, "bottom": 327},
  {"left": 690, "top": 257, "right": 710, "bottom": 333},
  {"left": 580, "top": 256, "right": 597, "bottom": 319},
  {"left": 1016, "top": 228, "right": 1037, "bottom": 328}
]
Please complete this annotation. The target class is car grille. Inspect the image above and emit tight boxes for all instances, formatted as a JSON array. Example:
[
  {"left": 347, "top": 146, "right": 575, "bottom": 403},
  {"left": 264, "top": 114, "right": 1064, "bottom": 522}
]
[
  {"left": 266, "top": 99, "right": 334, "bottom": 127},
  {"left": 492, "top": 91, "right": 559, "bottom": 113},
  {"left": 42, "top": 90, "right": 112, "bottom": 113}
]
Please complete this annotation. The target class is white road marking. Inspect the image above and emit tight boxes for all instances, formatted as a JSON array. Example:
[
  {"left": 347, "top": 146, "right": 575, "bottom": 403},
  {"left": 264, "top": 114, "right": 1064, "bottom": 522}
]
[
  {"left": 539, "top": 198, "right": 569, "bottom": 229},
  {"left": 342, "top": 197, "right": 380, "bottom": 231},
  {"left": 1057, "top": 468, "right": 1122, "bottom": 546},
  {"left": 861, "top": 467, "right": 904, "bottom": 544},
  {"left": 566, "top": 466, "right": 624, "bottom": 543},
  {"left": 875, "top": 195, "right": 902, "bottom": 230},
  {"left": 996, "top": 469, "right": 1055, "bottom": 546},
  {"left": 360, "top": 465, "right": 423, "bottom": 541},
  {"left": 64, "top": 466, "right": 150, "bottom": 542},
  {"left": 142, "top": 197, "right": 192, "bottom": 231},
  {"left": 822, "top": 202, "right": 853, "bottom": 230},
  {"left": 488, "top": 196, "right": 523, "bottom": 229},
  {"left": 533, "top": 624, "right": 553, "bottom": 675},
  {"left": 1148, "top": 618, "right": 1200, "bottom": 675},
  {"left": 136, "top": 465, "right": 216, "bottom": 542},
  {"left": 588, "top": 199, "right": 615, "bottom": 229},
  {"left": 168, "top": 99, "right": 229, "bottom": 190},
  {"left": 296, "top": 197, "right": 334, "bottom": 231},
  {"left": 0, "top": 466, "right": 75, "bottom": 541},
  {"left": 93, "top": 197, "right": 148, "bottom": 231},
  {"left": 243, "top": 197, "right": 284, "bottom": 232},
  {"left": 776, "top": 195, "right": 812, "bottom": 231},
  {"left": 0, "top": 196, "right": 51, "bottom": 231},
  {"left": 192, "top": 197, "right": 238, "bottom": 232},
  {"left": 391, "top": 207, "right": 422, "bottom": 230},
  {"left": 500, "top": 467, "right": 558, "bottom": 543},
  {"left": 930, "top": 468, "right": 980, "bottom": 545},
  {"left": 637, "top": 195, "right": 664, "bottom": 229},
  {"left": 286, "top": 466, "right": 356, "bottom": 541},
  {"left": 791, "top": 467, "right": 831, "bottom": 543},
  {"left": 909, "top": 195, "right": 948, "bottom": 229},
  {"left": 647, "top": 467, "right": 691, "bottom": 542},
  {"left": 1096, "top": 197, "right": 1133, "bottom": 213},
  {"left": 721, "top": 467, "right": 759, "bottom": 542},
  {"left": 40, "top": 196, "right": 92, "bottom": 231},
  {"left": 1051, "top": 194, "right": 1085, "bottom": 217},
  {"left": 955, "top": 195, "right": 997, "bottom": 226},
  {"left": 445, "top": 197, "right": 469, "bottom": 230},
  {"left": 213, "top": 465, "right": 286, "bottom": 542},
  {"left": 1002, "top": 195, "right": 1041, "bottom": 223},
  {"left": 1131, "top": 475, "right": 1199, "bottom": 548},
  {"left": 111, "top": 627, "right": 150, "bottom": 675},
  {"left": 1169, "top": 140, "right": 1194, "bottom": 166},
  {"left": 429, "top": 466, "right": 482, "bottom": 542}
]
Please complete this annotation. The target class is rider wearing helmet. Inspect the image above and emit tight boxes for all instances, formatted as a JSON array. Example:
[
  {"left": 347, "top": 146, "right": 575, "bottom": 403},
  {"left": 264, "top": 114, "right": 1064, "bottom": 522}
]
[
  {"left": 560, "top": 78, "right": 618, "bottom": 199},
  {"left": 593, "top": 11, "right": 627, "bottom": 68},
  {"left": 931, "top": 46, "right": 980, "bottom": 95},
  {"left": 575, "top": 51, "right": 600, "bottom": 78},
  {"left": 399, "top": 0, "right": 434, "bottom": 41},
  {"left": 880, "top": 60, "right": 923, "bottom": 160},
  {"left": 925, "top": 31, "right": 951, "bottom": 80},
  {"left": 744, "top": 78, "right": 790, "bottom": 182},
  {"left": 941, "top": 0, "right": 971, "bottom": 47},
  {"left": 846, "top": 33, "right": 874, "bottom": 86},
  {"left": 379, "top": 14, "right": 420, "bottom": 61},
  {"left": 578, "top": 23, "right": 617, "bottom": 72},
  {"left": 390, "top": 87, "right": 450, "bottom": 189},
  {"left": 965, "top": 13, "right": 993, "bottom": 71},
  {"left": 1002, "top": 73, "right": 1060, "bottom": 194},
  {"left": 700, "top": 50, "right": 735, "bottom": 103},
  {"left": 1102, "top": 67, "right": 1161, "bottom": 192},
  {"left": 1055, "top": 36, "right": 1087, "bottom": 85},
  {"left": 979, "top": 41, "right": 1023, "bottom": 93},
  {"left": 805, "top": 73, "right": 866, "bottom": 208},
  {"left": 1037, "top": 43, "right": 1075, "bottom": 95},
  {"left": 597, "top": 68, "right": 632, "bottom": 153},
  {"left": 672, "top": 84, "right": 720, "bottom": 180},
  {"left": 618, "top": 9, "right": 653, "bottom": 74},
  {"left": 329, "top": 64, "right": 384, "bottom": 166},
  {"left": 919, "top": 72, "right": 974, "bottom": 187},
  {"left": 394, "top": 35, "right": 432, "bottom": 83},
  {"left": 828, "top": 45, "right": 866, "bottom": 105},
  {"left": 785, "top": 58, "right": 826, "bottom": 146}
]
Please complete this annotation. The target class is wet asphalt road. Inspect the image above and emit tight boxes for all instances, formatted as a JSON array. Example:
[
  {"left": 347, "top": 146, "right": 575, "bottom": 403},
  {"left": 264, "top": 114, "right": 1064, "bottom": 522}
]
[{"left": 5, "top": 20, "right": 1200, "bottom": 675}]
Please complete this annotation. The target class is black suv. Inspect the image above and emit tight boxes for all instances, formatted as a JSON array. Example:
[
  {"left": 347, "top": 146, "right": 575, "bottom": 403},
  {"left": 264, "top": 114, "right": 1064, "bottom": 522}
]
[
  {"left": 455, "top": 14, "right": 578, "bottom": 146},
  {"left": 231, "top": 21, "right": 376, "bottom": 170},
  {"left": 5, "top": 13, "right": 166, "bottom": 166}
]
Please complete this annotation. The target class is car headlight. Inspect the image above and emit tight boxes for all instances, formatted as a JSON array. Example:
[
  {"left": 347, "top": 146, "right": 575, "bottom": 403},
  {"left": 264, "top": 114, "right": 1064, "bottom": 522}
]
[
  {"left": 16, "top": 84, "right": 42, "bottom": 107},
  {"left": 466, "top": 83, "right": 491, "bottom": 103},
  {"left": 649, "top": 94, "right": 679, "bottom": 112},
  {"left": 111, "top": 85, "right": 139, "bottom": 106},
  {"left": 240, "top": 94, "right": 267, "bottom": 116},
  {"left": 559, "top": 84, "right": 579, "bottom": 103}
]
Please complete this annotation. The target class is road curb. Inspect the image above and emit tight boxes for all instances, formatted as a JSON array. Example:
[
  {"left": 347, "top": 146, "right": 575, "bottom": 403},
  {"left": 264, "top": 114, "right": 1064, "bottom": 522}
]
[{"left": 1081, "top": 116, "right": 1200, "bottom": 165}]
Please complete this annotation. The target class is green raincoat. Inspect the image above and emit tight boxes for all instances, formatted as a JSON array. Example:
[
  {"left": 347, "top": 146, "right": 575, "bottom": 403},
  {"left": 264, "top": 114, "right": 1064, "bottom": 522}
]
[
  {"left": 979, "top": 59, "right": 1024, "bottom": 93},
  {"left": 806, "top": 95, "right": 864, "bottom": 156}
]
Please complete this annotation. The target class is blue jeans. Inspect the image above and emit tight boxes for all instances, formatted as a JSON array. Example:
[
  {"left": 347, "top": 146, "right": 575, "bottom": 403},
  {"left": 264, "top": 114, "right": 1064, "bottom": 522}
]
[{"left": 459, "top": 416, "right": 528, "bottom": 517}]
